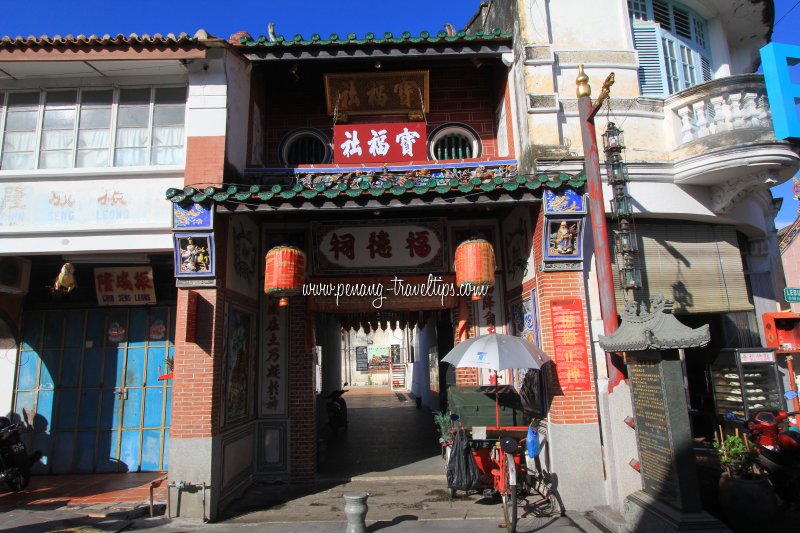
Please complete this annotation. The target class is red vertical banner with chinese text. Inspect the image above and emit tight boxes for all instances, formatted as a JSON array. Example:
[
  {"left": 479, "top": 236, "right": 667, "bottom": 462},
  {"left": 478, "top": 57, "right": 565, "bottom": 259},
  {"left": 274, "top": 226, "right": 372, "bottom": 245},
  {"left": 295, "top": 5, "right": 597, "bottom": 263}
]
[{"left": 550, "top": 298, "right": 592, "bottom": 391}]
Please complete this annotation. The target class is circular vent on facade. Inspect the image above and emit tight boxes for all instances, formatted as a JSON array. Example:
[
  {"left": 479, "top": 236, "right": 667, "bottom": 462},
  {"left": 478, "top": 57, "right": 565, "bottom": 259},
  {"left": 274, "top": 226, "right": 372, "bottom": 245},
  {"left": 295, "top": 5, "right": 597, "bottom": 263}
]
[
  {"left": 279, "top": 128, "right": 332, "bottom": 166},
  {"left": 428, "top": 123, "right": 482, "bottom": 161}
]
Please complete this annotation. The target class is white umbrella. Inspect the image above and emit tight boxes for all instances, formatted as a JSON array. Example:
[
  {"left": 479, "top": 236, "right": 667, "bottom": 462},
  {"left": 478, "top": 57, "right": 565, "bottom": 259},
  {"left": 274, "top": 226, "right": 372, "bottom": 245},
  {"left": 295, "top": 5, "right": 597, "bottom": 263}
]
[
  {"left": 442, "top": 334, "right": 551, "bottom": 428},
  {"left": 442, "top": 333, "right": 550, "bottom": 371}
]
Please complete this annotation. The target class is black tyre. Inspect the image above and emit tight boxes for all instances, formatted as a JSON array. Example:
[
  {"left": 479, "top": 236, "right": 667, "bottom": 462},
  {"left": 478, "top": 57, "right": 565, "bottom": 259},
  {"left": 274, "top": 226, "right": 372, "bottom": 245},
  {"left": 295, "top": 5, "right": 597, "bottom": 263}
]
[
  {"left": 501, "top": 453, "right": 517, "bottom": 532},
  {"left": 3, "top": 464, "right": 29, "bottom": 491}
]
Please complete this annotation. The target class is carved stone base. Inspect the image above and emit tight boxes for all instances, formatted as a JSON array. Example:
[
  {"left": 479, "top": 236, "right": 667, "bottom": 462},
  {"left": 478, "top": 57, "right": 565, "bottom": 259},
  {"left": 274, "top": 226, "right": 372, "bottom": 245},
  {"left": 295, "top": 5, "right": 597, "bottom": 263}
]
[{"left": 623, "top": 491, "right": 729, "bottom": 532}]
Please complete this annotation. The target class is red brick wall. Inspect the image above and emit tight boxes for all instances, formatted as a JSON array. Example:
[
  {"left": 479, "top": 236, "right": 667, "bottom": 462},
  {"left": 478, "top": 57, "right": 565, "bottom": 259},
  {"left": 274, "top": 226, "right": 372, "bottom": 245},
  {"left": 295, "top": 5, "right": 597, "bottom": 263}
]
[
  {"left": 171, "top": 287, "right": 224, "bottom": 438},
  {"left": 533, "top": 211, "right": 599, "bottom": 425},
  {"left": 288, "top": 298, "right": 316, "bottom": 482},
  {"left": 255, "top": 65, "right": 504, "bottom": 167},
  {"left": 185, "top": 136, "right": 226, "bottom": 187}
]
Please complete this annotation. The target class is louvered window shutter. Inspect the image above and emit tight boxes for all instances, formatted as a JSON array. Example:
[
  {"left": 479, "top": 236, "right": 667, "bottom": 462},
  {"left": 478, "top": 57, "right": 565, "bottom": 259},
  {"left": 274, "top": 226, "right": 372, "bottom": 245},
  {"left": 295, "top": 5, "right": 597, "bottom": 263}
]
[
  {"left": 632, "top": 23, "right": 667, "bottom": 97},
  {"left": 609, "top": 223, "right": 754, "bottom": 314}
]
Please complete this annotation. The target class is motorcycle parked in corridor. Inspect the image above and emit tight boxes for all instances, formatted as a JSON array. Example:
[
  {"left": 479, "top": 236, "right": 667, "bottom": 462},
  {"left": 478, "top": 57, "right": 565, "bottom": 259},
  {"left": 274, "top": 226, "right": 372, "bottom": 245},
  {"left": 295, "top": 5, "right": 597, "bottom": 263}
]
[
  {"left": 326, "top": 387, "right": 349, "bottom": 434},
  {"left": 726, "top": 407, "right": 800, "bottom": 506},
  {"left": 0, "top": 416, "right": 42, "bottom": 491}
]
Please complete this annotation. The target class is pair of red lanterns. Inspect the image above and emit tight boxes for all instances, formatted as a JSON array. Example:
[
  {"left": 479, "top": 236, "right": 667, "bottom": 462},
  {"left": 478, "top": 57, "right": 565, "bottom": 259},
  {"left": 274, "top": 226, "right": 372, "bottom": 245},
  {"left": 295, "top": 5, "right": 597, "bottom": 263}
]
[{"left": 264, "top": 238, "right": 495, "bottom": 306}]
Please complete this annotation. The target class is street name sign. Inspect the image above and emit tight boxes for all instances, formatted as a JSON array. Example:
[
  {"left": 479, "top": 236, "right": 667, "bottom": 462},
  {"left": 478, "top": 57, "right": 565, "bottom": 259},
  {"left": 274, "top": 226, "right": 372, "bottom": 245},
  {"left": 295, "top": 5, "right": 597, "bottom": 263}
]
[{"left": 785, "top": 287, "right": 800, "bottom": 303}]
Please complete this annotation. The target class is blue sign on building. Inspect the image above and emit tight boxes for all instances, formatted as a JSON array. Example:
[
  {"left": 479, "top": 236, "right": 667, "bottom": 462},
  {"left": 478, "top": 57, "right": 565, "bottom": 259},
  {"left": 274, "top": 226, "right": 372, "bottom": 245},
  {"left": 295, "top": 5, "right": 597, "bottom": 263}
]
[{"left": 761, "top": 42, "right": 800, "bottom": 140}]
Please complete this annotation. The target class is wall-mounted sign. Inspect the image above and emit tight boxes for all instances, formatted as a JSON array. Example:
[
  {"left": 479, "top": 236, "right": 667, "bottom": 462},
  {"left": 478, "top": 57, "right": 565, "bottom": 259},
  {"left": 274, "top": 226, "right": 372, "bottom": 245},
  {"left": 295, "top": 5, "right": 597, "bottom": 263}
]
[
  {"left": 0, "top": 178, "right": 178, "bottom": 233},
  {"left": 94, "top": 266, "right": 157, "bottom": 306},
  {"left": 312, "top": 219, "right": 447, "bottom": 273},
  {"left": 367, "top": 345, "right": 390, "bottom": 369},
  {"left": 761, "top": 42, "right": 800, "bottom": 140},
  {"left": 173, "top": 232, "right": 215, "bottom": 278},
  {"left": 544, "top": 189, "right": 586, "bottom": 214},
  {"left": 173, "top": 202, "right": 213, "bottom": 230},
  {"left": 333, "top": 122, "right": 426, "bottom": 164},
  {"left": 739, "top": 351, "right": 776, "bottom": 364},
  {"left": 543, "top": 217, "right": 584, "bottom": 262},
  {"left": 356, "top": 346, "right": 369, "bottom": 371},
  {"left": 550, "top": 298, "right": 592, "bottom": 392},
  {"left": 324, "top": 70, "right": 429, "bottom": 117},
  {"left": 260, "top": 298, "right": 288, "bottom": 416}
]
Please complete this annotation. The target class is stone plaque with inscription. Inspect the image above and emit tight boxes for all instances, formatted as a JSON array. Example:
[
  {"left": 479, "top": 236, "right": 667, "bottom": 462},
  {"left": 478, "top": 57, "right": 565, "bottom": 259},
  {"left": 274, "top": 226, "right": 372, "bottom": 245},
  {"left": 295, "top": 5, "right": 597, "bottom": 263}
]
[{"left": 628, "top": 352, "right": 701, "bottom": 513}]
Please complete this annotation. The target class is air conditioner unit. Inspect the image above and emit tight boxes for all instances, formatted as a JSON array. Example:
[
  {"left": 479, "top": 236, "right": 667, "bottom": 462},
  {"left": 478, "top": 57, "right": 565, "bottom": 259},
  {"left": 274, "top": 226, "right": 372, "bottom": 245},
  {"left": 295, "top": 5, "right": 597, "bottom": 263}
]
[{"left": 0, "top": 257, "right": 32, "bottom": 295}]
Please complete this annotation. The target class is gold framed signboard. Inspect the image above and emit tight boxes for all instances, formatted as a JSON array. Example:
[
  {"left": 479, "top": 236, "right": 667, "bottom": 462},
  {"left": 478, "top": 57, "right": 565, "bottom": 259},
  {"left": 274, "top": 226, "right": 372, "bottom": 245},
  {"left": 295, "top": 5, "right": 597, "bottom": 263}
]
[{"left": 324, "top": 70, "right": 429, "bottom": 118}]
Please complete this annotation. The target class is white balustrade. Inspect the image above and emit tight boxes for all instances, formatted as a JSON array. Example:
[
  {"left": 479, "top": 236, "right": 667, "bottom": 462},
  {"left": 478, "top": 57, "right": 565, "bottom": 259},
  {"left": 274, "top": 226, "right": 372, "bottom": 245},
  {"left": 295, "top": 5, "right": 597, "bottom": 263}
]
[{"left": 670, "top": 82, "right": 772, "bottom": 145}]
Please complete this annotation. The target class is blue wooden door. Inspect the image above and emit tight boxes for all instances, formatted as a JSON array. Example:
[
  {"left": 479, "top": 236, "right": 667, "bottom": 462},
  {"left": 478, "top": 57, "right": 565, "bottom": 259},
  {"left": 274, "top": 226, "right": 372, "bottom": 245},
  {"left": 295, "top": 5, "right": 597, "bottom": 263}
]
[{"left": 14, "top": 307, "right": 174, "bottom": 473}]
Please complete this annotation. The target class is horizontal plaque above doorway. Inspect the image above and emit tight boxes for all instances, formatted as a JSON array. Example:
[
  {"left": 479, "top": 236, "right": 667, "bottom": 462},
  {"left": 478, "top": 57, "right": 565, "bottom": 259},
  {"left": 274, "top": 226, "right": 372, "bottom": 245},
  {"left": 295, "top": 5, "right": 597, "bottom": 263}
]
[{"left": 311, "top": 218, "right": 447, "bottom": 274}]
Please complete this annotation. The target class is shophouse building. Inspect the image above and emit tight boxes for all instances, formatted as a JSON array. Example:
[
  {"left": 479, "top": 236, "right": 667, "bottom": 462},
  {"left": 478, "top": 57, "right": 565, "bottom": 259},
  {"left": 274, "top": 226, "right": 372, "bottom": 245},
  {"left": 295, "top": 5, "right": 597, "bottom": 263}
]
[{"left": 0, "top": 30, "right": 242, "bottom": 484}]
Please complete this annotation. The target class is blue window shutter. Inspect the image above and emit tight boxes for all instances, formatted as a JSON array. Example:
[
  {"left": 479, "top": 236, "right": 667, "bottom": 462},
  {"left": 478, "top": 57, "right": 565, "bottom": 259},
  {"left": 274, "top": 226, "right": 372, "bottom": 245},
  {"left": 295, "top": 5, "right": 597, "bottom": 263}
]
[{"left": 632, "top": 23, "right": 667, "bottom": 97}]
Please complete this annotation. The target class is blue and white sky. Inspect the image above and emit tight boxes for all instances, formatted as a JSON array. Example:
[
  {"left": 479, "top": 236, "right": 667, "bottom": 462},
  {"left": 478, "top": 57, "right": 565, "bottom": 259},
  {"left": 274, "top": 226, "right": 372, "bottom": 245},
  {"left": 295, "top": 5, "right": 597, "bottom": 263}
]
[{"left": 2, "top": 0, "right": 799, "bottom": 226}]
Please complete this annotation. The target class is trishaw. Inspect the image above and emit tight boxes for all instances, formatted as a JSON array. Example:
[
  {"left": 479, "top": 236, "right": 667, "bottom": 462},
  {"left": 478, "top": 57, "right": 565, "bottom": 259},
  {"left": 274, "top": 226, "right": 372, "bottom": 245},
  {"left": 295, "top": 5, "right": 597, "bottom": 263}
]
[
  {"left": 443, "top": 418, "right": 531, "bottom": 532},
  {"left": 440, "top": 333, "right": 557, "bottom": 533}
]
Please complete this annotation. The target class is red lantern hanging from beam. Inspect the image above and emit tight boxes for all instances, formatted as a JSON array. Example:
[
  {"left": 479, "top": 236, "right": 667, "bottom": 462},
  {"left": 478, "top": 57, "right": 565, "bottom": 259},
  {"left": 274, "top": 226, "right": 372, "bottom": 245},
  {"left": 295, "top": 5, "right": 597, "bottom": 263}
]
[
  {"left": 264, "top": 245, "right": 306, "bottom": 307},
  {"left": 454, "top": 238, "right": 495, "bottom": 301}
]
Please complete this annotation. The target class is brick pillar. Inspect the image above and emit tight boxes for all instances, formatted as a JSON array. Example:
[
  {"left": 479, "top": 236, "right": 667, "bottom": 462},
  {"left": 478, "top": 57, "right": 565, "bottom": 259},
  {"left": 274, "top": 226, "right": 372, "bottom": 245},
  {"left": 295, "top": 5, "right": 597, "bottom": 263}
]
[
  {"left": 533, "top": 209, "right": 605, "bottom": 511},
  {"left": 288, "top": 298, "right": 316, "bottom": 483},
  {"left": 167, "top": 132, "right": 227, "bottom": 520},
  {"left": 168, "top": 286, "right": 223, "bottom": 519}
]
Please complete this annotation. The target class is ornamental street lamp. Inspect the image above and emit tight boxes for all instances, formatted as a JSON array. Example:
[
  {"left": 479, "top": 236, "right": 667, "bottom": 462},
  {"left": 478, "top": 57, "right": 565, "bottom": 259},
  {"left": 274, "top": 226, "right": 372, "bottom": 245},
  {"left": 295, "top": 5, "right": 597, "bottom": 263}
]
[{"left": 602, "top": 121, "right": 641, "bottom": 293}]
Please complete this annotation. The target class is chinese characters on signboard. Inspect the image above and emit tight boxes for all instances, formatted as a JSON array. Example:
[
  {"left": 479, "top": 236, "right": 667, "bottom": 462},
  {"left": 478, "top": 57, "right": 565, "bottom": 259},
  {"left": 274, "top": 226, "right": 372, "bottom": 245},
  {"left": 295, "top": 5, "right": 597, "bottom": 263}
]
[
  {"left": 312, "top": 220, "right": 447, "bottom": 273},
  {"left": 260, "top": 298, "right": 288, "bottom": 416},
  {"left": 94, "top": 267, "right": 157, "bottom": 306},
  {"left": 550, "top": 298, "right": 592, "bottom": 392},
  {"left": 324, "top": 70, "right": 429, "bottom": 117},
  {"left": 333, "top": 122, "right": 426, "bottom": 164}
]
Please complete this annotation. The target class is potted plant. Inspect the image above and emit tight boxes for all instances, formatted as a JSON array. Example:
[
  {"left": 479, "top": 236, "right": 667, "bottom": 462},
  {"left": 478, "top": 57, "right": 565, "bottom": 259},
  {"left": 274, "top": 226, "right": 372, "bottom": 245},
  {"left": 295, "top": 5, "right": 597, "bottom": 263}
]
[{"left": 714, "top": 433, "right": 777, "bottom": 532}]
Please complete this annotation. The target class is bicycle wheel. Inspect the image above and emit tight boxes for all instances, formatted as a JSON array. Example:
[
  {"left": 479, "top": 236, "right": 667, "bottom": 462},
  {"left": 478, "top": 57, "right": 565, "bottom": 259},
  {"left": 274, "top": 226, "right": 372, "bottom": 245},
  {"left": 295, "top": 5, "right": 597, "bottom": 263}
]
[{"left": 501, "top": 452, "right": 517, "bottom": 533}]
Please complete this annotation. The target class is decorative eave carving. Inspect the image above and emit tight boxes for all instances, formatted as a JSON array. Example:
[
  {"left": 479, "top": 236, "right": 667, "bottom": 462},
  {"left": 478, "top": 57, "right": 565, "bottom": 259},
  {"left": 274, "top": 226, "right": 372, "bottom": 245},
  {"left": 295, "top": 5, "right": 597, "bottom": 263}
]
[
  {"left": 710, "top": 170, "right": 778, "bottom": 214},
  {"left": 598, "top": 295, "right": 710, "bottom": 352}
]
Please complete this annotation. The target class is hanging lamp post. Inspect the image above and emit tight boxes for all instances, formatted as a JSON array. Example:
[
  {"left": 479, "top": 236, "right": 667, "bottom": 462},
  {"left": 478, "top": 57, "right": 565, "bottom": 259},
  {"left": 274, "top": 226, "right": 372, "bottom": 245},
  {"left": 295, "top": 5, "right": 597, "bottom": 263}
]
[
  {"left": 264, "top": 245, "right": 306, "bottom": 307},
  {"left": 602, "top": 122, "right": 641, "bottom": 291},
  {"left": 454, "top": 238, "right": 496, "bottom": 301}
]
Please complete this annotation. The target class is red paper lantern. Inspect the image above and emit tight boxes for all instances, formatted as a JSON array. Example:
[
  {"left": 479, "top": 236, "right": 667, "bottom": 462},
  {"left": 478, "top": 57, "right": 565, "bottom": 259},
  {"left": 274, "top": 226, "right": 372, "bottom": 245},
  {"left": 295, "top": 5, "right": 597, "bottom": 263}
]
[
  {"left": 264, "top": 246, "right": 306, "bottom": 307},
  {"left": 454, "top": 238, "right": 495, "bottom": 300}
]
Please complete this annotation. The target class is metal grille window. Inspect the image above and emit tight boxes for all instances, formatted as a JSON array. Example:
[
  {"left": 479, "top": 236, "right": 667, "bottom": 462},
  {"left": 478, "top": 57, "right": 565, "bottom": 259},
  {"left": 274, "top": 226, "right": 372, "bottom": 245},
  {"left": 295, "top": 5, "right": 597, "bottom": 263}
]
[
  {"left": 427, "top": 123, "right": 482, "bottom": 161},
  {"left": 0, "top": 86, "right": 186, "bottom": 171},
  {"left": 279, "top": 128, "right": 331, "bottom": 166}
]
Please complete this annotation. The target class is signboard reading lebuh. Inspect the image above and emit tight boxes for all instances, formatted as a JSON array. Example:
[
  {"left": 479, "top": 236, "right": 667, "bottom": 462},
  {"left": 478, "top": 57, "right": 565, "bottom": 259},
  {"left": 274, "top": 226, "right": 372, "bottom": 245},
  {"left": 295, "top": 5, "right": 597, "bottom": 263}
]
[{"left": 785, "top": 287, "right": 800, "bottom": 303}]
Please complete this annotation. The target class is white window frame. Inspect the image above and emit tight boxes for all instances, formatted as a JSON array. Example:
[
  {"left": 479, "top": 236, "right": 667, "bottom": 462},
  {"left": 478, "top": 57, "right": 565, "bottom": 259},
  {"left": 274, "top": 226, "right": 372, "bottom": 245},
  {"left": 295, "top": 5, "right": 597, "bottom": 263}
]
[
  {"left": 628, "top": 0, "right": 712, "bottom": 97},
  {"left": 0, "top": 86, "right": 187, "bottom": 172}
]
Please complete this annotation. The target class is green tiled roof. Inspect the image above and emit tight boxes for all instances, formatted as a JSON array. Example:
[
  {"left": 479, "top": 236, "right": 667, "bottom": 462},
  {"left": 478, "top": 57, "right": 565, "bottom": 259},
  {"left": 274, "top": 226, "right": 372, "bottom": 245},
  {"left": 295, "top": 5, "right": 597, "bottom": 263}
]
[
  {"left": 166, "top": 164, "right": 585, "bottom": 205},
  {"left": 235, "top": 28, "right": 511, "bottom": 48}
]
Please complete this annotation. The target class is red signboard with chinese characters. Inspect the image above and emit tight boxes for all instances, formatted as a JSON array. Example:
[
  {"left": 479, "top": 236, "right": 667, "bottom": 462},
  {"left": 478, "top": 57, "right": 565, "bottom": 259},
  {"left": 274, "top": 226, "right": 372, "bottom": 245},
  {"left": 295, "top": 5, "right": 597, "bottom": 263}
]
[
  {"left": 550, "top": 298, "right": 592, "bottom": 392},
  {"left": 333, "top": 122, "right": 427, "bottom": 164},
  {"left": 94, "top": 267, "right": 157, "bottom": 306}
]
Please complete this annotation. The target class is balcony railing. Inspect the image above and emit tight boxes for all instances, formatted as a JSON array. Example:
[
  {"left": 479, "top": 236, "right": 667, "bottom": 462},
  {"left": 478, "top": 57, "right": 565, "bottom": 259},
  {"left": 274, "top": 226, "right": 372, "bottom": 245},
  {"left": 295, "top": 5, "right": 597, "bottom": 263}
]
[{"left": 666, "top": 74, "right": 773, "bottom": 146}]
